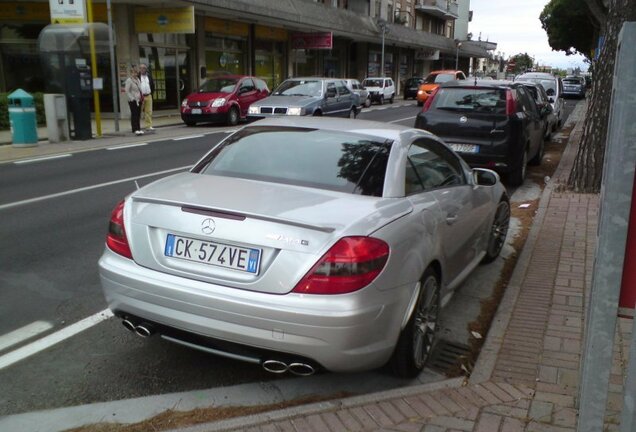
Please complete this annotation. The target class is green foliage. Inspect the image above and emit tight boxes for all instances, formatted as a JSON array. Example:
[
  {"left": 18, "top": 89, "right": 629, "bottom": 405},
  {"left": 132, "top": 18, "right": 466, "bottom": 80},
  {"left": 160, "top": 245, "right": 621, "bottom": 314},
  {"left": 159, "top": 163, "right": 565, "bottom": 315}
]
[
  {"left": 0, "top": 92, "right": 46, "bottom": 131},
  {"left": 540, "top": 0, "right": 595, "bottom": 59},
  {"left": 509, "top": 53, "right": 535, "bottom": 74}
]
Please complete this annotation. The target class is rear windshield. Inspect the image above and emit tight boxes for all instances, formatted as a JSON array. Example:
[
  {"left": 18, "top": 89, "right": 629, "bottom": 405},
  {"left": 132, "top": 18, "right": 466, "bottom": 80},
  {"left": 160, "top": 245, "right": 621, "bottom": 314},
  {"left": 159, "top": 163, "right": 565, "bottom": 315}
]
[
  {"left": 362, "top": 79, "right": 384, "bottom": 87},
  {"left": 194, "top": 127, "right": 392, "bottom": 196},
  {"left": 563, "top": 78, "right": 582, "bottom": 85},
  {"left": 516, "top": 77, "right": 557, "bottom": 95},
  {"left": 424, "top": 73, "right": 455, "bottom": 84},
  {"left": 431, "top": 87, "right": 507, "bottom": 114}
]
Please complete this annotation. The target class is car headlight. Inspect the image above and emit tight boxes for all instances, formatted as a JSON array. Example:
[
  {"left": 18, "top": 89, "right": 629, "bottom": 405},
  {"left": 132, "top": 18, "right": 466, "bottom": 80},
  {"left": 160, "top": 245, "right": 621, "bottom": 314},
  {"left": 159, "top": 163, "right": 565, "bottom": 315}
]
[
  {"left": 211, "top": 98, "right": 226, "bottom": 108},
  {"left": 181, "top": 98, "right": 188, "bottom": 107},
  {"left": 417, "top": 90, "right": 424, "bottom": 95},
  {"left": 287, "top": 107, "right": 303, "bottom": 116},
  {"left": 248, "top": 106, "right": 260, "bottom": 114}
]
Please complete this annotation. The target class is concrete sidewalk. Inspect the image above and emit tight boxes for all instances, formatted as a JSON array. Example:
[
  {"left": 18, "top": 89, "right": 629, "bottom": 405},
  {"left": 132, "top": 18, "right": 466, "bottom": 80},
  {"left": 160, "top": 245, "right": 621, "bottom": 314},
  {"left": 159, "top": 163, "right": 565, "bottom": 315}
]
[{"left": 161, "top": 102, "right": 630, "bottom": 431}]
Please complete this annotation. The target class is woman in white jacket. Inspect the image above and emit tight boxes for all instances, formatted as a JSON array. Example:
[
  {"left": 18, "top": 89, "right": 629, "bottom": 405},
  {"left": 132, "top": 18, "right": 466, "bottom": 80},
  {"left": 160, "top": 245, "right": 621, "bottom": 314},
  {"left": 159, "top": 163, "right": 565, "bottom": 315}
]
[{"left": 125, "top": 66, "right": 144, "bottom": 135}]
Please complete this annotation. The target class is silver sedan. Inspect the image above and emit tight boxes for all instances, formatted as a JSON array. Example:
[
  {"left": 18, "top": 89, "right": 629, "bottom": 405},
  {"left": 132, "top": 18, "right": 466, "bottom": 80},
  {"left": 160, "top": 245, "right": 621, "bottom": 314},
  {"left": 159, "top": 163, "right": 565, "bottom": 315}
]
[{"left": 99, "top": 117, "right": 509, "bottom": 377}]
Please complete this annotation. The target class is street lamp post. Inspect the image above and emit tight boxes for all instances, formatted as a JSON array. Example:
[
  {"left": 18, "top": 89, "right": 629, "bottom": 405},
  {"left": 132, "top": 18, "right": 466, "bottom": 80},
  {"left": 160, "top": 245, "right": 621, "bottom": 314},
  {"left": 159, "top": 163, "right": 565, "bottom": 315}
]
[
  {"left": 454, "top": 39, "right": 462, "bottom": 70},
  {"left": 377, "top": 18, "right": 388, "bottom": 77}
]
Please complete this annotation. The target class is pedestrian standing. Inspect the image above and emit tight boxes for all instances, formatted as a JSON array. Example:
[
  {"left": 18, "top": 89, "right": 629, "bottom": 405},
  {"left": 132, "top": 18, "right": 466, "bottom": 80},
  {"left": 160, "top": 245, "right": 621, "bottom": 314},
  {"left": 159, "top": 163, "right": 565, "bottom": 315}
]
[
  {"left": 125, "top": 66, "right": 144, "bottom": 135},
  {"left": 139, "top": 63, "right": 155, "bottom": 131}
]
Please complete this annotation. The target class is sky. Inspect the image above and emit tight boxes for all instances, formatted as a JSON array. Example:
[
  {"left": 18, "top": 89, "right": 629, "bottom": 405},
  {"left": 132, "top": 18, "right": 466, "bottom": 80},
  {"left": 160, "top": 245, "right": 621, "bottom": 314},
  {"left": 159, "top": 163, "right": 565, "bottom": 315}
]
[{"left": 468, "top": 0, "right": 589, "bottom": 72}]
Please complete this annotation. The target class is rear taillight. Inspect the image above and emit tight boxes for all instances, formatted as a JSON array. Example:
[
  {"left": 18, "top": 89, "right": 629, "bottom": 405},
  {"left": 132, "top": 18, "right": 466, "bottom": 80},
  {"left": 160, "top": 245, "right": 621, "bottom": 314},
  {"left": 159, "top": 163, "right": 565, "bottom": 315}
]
[
  {"left": 292, "top": 237, "right": 389, "bottom": 295},
  {"left": 421, "top": 87, "right": 439, "bottom": 113},
  {"left": 106, "top": 200, "right": 132, "bottom": 259},
  {"left": 505, "top": 90, "right": 516, "bottom": 115}
]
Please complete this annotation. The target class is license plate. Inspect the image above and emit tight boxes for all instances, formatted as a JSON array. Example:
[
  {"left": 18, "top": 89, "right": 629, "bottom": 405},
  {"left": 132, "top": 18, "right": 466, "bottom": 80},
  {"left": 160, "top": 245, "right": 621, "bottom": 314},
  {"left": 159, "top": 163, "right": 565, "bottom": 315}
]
[
  {"left": 450, "top": 144, "right": 480, "bottom": 153},
  {"left": 191, "top": 109, "right": 202, "bottom": 114},
  {"left": 165, "top": 234, "right": 261, "bottom": 274}
]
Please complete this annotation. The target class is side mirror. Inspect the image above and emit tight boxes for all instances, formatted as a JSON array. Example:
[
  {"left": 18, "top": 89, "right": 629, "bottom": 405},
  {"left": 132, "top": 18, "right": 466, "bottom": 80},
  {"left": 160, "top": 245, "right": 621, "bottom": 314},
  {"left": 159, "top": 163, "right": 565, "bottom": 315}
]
[{"left": 473, "top": 168, "right": 499, "bottom": 186}]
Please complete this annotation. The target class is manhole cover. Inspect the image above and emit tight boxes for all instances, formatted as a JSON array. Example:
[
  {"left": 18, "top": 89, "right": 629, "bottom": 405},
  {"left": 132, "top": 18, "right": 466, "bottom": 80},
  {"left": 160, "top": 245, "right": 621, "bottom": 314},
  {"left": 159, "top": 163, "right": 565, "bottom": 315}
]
[{"left": 428, "top": 339, "right": 472, "bottom": 375}]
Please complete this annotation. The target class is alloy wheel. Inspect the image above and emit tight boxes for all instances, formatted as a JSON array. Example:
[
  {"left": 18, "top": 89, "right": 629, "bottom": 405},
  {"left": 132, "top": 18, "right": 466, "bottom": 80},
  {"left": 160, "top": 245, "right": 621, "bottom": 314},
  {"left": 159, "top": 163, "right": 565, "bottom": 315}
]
[
  {"left": 411, "top": 273, "right": 439, "bottom": 368},
  {"left": 486, "top": 200, "right": 510, "bottom": 261}
]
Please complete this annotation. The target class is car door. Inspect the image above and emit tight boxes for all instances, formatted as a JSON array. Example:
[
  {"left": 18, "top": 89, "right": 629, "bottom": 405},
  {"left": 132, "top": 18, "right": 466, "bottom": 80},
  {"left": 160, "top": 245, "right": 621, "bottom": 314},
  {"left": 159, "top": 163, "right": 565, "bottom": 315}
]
[
  {"left": 516, "top": 86, "right": 544, "bottom": 156},
  {"left": 335, "top": 80, "right": 354, "bottom": 115},
  {"left": 237, "top": 78, "right": 258, "bottom": 117},
  {"left": 405, "top": 138, "right": 491, "bottom": 288}
]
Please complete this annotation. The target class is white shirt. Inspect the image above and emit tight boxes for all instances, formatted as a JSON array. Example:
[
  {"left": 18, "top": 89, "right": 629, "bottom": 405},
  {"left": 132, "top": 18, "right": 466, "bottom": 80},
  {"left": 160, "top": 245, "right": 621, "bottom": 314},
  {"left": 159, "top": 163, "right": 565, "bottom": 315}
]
[{"left": 139, "top": 74, "right": 151, "bottom": 95}]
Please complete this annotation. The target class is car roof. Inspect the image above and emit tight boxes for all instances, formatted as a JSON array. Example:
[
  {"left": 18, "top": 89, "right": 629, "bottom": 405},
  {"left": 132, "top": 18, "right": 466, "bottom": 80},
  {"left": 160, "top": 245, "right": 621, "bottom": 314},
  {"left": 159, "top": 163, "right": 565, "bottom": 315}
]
[
  {"left": 428, "top": 70, "right": 463, "bottom": 75},
  {"left": 516, "top": 72, "right": 558, "bottom": 79},
  {"left": 243, "top": 116, "right": 434, "bottom": 142},
  {"left": 440, "top": 79, "right": 520, "bottom": 89}
]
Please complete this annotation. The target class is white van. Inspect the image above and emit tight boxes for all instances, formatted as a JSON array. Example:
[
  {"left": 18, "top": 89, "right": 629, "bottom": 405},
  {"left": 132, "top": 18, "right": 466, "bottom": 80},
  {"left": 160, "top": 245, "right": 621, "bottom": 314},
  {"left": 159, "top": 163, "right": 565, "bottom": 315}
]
[
  {"left": 361, "top": 77, "right": 395, "bottom": 105},
  {"left": 514, "top": 72, "right": 565, "bottom": 130}
]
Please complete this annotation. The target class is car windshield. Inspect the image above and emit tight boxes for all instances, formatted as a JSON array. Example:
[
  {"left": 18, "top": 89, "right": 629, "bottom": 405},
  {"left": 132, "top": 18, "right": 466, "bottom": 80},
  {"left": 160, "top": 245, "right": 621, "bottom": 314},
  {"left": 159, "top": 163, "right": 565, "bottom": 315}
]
[
  {"left": 563, "top": 78, "right": 581, "bottom": 85},
  {"left": 195, "top": 127, "right": 392, "bottom": 196},
  {"left": 362, "top": 79, "right": 383, "bottom": 87},
  {"left": 432, "top": 88, "right": 507, "bottom": 114},
  {"left": 273, "top": 80, "right": 322, "bottom": 97},
  {"left": 199, "top": 78, "right": 239, "bottom": 93},
  {"left": 424, "top": 73, "right": 455, "bottom": 84}
]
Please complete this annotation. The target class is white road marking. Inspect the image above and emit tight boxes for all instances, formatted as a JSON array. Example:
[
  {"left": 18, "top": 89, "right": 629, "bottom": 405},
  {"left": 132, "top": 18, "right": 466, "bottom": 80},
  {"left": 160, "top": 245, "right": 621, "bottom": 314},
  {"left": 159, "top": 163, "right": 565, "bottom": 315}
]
[
  {"left": 14, "top": 154, "right": 72, "bottom": 165},
  {"left": 0, "top": 321, "right": 53, "bottom": 352},
  {"left": 0, "top": 309, "right": 113, "bottom": 370},
  {"left": 389, "top": 116, "right": 417, "bottom": 123},
  {"left": 0, "top": 165, "right": 192, "bottom": 211},
  {"left": 173, "top": 134, "right": 204, "bottom": 141},
  {"left": 106, "top": 143, "right": 148, "bottom": 150}
]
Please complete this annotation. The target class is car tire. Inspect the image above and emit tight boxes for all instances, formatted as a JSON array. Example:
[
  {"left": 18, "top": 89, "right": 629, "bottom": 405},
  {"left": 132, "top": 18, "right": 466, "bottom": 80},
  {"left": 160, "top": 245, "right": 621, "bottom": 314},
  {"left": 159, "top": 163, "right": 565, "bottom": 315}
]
[
  {"left": 379, "top": 95, "right": 384, "bottom": 105},
  {"left": 389, "top": 94, "right": 394, "bottom": 104},
  {"left": 390, "top": 267, "right": 440, "bottom": 378},
  {"left": 529, "top": 139, "right": 544, "bottom": 166},
  {"left": 185, "top": 121, "right": 196, "bottom": 127},
  {"left": 481, "top": 199, "right": 510, "bottom": 264},
  {"left": 507, "top": 147, "right": 528, "bottom": 187},
  {"left": 348, "top": 107, "right": 357, "bottom": 119},
  {"left": 227, "top": 106, "right": 240, "bottom": 126},
  {"left": 313, "top": 110, "right": 322, "bottom": 116},
  {"left": 364, "top": 97, "right": 371, "bottom": 108}
]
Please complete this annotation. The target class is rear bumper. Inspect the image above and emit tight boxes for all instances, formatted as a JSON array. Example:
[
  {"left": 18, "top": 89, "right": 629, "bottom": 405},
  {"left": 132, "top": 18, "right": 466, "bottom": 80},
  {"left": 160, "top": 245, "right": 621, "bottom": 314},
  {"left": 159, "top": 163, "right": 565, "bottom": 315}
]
[{"left": 99, "top": 249, "right": 411, "bottom": 372}]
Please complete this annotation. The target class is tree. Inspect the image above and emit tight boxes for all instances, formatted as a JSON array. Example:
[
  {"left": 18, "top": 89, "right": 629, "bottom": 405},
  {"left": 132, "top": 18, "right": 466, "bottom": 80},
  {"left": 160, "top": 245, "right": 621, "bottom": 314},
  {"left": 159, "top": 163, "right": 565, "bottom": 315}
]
[
  {"left": 540, "top": 0, "right": 597, "bottom": 58},
  {"left": 508, "top": 53, "right": 534, "bottom": 74},
  {"left": 566, "top": 0, "right": 636, "bottom": 192}
]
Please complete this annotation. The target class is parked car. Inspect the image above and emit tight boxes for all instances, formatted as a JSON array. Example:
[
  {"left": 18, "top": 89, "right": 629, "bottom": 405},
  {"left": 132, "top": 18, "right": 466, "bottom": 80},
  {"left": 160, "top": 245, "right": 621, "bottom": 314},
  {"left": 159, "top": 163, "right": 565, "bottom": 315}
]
[
  {"left": 361, "top": 77, "right": 395, "bottom": 104},
  {"left": 403, "top": 77, "right": 423, "bottom": 99},
  {"left": 247, "top": 77, "right": 358, "bottom": 119},
  {"left": 180, "top": 75, "right": 269, "bottom": 127},
  {"left": 519, "top": 81, "right": 557, "bottom": 140},
  {"left": 99, "top": 117, "right": 509, "bottom": 377},
  {"left": 343, "top": 78, "right": 371, "bottom": 108},
  {"left": 416, "top": 70, "right": 467, "bottom": 106},
  {"left": 514, "top": 72, "right": 564, "bottom": 130},
  {"left": 562, "top": 76, "right": 586, "bottom": 99},
  {"left": 414, "top": 80, "right": 545, "bottom": 186}
]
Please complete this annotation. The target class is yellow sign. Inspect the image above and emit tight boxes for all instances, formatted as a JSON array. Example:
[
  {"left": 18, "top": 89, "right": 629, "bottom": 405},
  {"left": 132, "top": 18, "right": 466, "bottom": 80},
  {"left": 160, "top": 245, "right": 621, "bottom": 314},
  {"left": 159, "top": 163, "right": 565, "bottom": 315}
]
[
  {"left": 205, "top": 17, "right": 249, "bottom": 37},
  {"left": 135, "top": 7, "right": 195, "bottom": 34},
  {"left": 0, "top": 3, "right": 50, "bottom": 22},
  {"left": 255, "top": 25, "right": 287, "bottom": 41}
]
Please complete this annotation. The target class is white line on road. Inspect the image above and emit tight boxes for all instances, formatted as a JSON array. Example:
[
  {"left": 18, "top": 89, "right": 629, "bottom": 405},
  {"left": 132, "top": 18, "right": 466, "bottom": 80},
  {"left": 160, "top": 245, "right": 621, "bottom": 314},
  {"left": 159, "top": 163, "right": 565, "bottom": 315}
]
[
  {"left": 106, "top": 143, "right": 148, "bottom": 150},
  {"left": 389, "top": 116, "right": 417, "bottom": 123},
  {"left": 0, "top": 165, "right": 192, "bottom": 211},
  {"left": 0, "top": 309, "right": 113, "bottom": 370},
  {"left": 173, "top": 134, "right": 205, "bottom": 141},
  {"left": 0, "top": 321, "right": 53, "bottom": 352},
  {"left": 14, "top": 154, "right": 72, "bottom": 165}
]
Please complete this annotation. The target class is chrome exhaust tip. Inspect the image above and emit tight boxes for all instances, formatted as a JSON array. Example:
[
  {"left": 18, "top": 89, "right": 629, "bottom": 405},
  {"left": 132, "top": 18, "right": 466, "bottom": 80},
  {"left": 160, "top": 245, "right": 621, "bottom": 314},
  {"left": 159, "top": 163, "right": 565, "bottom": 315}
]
[
  {"left": 122, "top": 319, "right": 136, "bottom": 332},
  {"left": 134, "top": 323, "right": 154, "bottom": 338},
  {"left": 288, "top": 362, "right": 316, "bottom": 376},
  {"left": 262, "top": 359, "right": 288, "bottom": 374}
]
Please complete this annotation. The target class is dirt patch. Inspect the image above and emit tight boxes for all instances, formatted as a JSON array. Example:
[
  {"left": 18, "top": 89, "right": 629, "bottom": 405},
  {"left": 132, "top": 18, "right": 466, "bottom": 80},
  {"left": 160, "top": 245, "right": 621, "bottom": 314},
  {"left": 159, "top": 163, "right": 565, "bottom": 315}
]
[
  {"left": 64, "top": 392, "right": 352, "bottom": 432},
  {"left": 451, "top": 127, "right": 574, "bottom": 377}
]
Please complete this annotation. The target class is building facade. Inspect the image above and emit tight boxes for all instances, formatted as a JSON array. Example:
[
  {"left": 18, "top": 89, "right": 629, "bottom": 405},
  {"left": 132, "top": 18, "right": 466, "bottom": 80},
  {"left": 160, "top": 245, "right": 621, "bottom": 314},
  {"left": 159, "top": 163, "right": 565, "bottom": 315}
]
[{"left": 0, "top": 0, "right": 494, "bottom": 115}]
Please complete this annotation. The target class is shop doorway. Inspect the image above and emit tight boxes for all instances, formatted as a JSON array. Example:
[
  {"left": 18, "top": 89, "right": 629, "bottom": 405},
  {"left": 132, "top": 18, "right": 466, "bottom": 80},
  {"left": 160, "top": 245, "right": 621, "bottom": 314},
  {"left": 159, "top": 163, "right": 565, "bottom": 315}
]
[{"left": 139, "top": 41, "right": 190, "bottom": 110}]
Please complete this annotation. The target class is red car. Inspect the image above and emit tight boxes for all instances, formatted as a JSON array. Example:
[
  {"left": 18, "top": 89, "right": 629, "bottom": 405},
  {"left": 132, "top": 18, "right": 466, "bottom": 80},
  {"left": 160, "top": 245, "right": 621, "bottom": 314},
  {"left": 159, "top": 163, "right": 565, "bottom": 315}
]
[{"left": 181, "top": 75, "right": 270, "bottom": 126}]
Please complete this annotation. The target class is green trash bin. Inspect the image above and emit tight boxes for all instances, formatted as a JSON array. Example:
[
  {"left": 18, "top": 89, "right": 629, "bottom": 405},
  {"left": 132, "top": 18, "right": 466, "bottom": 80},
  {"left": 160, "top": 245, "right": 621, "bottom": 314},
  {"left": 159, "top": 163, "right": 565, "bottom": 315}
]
[{"left": 8, "top": 89, "right": 38, "bottom": 147}]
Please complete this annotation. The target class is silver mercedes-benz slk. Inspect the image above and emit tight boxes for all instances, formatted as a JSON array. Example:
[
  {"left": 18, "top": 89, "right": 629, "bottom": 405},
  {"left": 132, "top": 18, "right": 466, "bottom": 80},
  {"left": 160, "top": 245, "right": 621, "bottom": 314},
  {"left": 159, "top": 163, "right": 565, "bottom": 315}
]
[{"left": 99, "top": 117, "right": 509, "bottom": 377}]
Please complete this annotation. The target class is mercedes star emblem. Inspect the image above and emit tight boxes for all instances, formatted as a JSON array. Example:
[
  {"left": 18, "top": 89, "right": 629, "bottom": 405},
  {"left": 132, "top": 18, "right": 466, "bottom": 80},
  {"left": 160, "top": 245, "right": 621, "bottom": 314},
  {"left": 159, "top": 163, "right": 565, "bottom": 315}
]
[
  {"left": 201, "top": 218, "right": 216, "bottom": 235},
  {"left": 459, "top": 116, "right": 468, "bottom": 123}
]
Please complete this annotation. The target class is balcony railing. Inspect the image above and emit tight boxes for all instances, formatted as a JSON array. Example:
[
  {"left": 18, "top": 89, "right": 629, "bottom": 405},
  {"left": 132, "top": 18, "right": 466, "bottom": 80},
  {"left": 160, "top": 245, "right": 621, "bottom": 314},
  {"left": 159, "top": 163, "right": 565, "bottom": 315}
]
[{"left": 415, "top": 0, "right": 459, "bottom": 20}]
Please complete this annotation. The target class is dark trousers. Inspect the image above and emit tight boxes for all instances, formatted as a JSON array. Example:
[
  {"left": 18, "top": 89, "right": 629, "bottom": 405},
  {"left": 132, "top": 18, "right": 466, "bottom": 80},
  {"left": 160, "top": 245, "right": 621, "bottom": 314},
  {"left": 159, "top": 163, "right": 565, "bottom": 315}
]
[{"left": 128, "top": 100, "right": 141, "bottom": 132}]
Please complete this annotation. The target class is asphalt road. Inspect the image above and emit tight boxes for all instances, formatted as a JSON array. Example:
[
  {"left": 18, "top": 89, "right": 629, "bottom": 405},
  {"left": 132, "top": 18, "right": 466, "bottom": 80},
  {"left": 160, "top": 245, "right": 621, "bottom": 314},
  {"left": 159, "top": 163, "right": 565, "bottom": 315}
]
[{"left": 0, "top": 99, "right": 578, "bottom": 417}]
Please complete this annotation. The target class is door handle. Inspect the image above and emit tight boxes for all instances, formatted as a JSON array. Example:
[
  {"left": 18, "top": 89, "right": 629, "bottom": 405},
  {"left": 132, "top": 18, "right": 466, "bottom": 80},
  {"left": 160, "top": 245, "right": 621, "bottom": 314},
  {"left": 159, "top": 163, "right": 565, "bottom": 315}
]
[{"left": 446, "top": 214, "right": 458, "bottom": 225}]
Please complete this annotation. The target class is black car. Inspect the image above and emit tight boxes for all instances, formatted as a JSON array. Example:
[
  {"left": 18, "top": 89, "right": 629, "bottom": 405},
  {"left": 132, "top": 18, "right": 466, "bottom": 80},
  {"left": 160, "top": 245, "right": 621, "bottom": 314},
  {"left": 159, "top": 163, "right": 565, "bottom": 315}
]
[
  {"left": 519, "top": 81, "right": 556, "bottom": 139},
  {"left": 403, "top": 77, "right": 423, "bottom": 99},
  {"left": 414, "top": 80, "right": 545, "bottom": 186}
]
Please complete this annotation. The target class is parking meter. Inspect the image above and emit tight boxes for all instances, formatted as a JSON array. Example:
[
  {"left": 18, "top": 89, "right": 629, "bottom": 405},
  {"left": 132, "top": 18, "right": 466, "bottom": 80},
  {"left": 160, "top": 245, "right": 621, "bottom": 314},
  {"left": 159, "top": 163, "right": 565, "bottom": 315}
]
[{"left": 66, "top": 62, "right": 92, "bottom": 140}]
